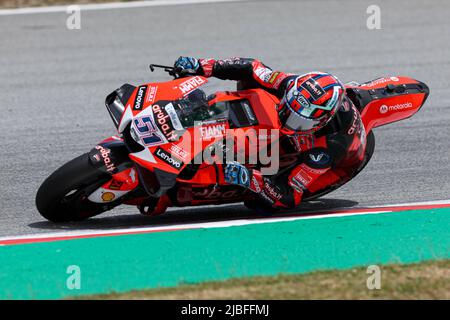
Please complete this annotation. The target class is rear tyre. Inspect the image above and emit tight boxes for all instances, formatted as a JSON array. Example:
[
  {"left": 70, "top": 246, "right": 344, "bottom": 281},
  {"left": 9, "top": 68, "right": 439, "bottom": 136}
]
[{"left": 36, "top": 153, "right": 116, "bottom": 222}]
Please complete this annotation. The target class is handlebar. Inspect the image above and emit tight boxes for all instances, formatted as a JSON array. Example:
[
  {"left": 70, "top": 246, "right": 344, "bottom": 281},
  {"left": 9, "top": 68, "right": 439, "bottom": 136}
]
[{"left": 149, "top": 63, "right": 197, "bottom": 79}]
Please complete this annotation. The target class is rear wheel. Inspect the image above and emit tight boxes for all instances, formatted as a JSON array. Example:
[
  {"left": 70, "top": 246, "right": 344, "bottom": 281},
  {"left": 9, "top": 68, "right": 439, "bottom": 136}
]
[{"left": 36, "top": 153, "right": 118, "bottom": 222}]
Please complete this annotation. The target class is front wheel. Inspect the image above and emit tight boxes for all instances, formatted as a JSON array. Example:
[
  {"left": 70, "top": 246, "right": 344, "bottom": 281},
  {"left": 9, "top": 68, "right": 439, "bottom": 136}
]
[{"left": 36, "top": 153, "right": 118, "bottom": 222}]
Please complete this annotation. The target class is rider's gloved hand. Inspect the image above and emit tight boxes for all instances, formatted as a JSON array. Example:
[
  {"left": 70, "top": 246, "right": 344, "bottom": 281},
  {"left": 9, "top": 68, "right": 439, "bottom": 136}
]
[
  {"left": 224, "top": 161, "right": 250, "bottom": 188},
  {"left": 174, "top": 56, "right": 201, "bottom": 75}
]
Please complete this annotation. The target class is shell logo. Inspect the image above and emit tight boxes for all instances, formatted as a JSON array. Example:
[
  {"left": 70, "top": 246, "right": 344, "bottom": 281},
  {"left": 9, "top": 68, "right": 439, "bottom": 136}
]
[
  {"left": 379, "top": 105, "right": 389, "bottom": 114},
  {"left": 101, "top": 192, "right": 116, "bottom": 202}
]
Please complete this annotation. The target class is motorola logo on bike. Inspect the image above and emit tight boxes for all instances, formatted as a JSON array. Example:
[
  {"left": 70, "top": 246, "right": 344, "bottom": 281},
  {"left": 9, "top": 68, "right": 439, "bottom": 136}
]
[
  {"left": 133, "top": 85, "right": 148, "bottom": 111},
  {"left": 155, "top": 147, "right": 184, "bottom": 170},
  {"left": 379, "top": 102, "right": 413, "bottom": 114}
]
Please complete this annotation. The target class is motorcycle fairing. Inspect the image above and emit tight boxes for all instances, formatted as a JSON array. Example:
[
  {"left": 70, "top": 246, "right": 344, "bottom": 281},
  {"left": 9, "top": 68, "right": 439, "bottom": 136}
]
[
  {"left": 88, "top": 167, "right": 139, "bottom": 203},
  {"left": 346, "top": 76, "right": 430, "bottom": 133},
  {"left": 117, "top": 76, "right": 209, "bottom": 135},
  {"left": 88, "top": 136, "right": 134, "bottom": 175}
]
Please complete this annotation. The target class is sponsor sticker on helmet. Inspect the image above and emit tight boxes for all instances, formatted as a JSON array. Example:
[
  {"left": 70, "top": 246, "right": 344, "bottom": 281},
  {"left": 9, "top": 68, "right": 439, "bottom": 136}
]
[
  {"left": 301, "top": 78, "right": 326, "bottom": 100},
  {"left": 293, "top": 91, "right": 311, "bottom": 109}
]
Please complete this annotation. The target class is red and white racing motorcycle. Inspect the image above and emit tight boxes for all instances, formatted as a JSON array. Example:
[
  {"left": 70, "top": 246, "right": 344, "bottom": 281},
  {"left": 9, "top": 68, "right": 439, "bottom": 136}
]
[{"left": 36, "top": 65, "right": 429, "bottom": 222}]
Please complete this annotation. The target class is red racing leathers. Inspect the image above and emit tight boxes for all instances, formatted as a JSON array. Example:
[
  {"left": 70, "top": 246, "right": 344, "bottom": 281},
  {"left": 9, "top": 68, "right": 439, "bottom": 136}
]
[{"left": 198, "top": 58, "right": 367, "bottom": 210}]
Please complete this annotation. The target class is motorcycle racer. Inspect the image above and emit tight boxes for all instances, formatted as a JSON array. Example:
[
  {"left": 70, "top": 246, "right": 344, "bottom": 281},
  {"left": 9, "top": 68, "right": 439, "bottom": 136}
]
[{"left": 174, "top": 57, "right": 368, "bottom": 211}]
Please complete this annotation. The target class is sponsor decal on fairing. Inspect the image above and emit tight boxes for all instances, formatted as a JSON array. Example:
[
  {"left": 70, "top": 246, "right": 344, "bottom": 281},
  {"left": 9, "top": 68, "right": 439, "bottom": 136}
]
[
  {"left": 379, "top": 102, "right": 413, "bottom": 114},
  {"left": 169, "top": 144, "right": 189, "bottom": 161},
  {"left": 151, "top": 104, "right": 180, "bottom": 141},
  {"left": 200, "top": 123, "right": 227, "bottom": 140},
  {"left": 361, "top": 77, "right": 400, "bottom": 87},
  {"left": 178, "top": 76, "right": 206, "bottom": 96},
  {"left": 133, "top": 85, "right": 147, "bottom": 111},
  {"left": 164, "top": 103, "right": 184, "bottom": 130},
  {"left": 87, "top": 188, "right": 130, "bottom": 203},
  {"left": 154, "top": 147, "right": 184, "bottom": 170},
  {"left": 348, "top": 105, "right": 362, "bottom": 135},
  {"left": 93, "top": 145, "right": 117, "bottom": 173},
  {"left": 146, "top": 85, "right": 158, "bottom": 104}
]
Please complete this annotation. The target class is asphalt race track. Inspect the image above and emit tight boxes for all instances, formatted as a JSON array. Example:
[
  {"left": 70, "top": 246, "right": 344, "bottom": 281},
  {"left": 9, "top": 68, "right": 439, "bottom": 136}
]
[{"left": 1, "top": 0, "right": 450, "bottom": 238}]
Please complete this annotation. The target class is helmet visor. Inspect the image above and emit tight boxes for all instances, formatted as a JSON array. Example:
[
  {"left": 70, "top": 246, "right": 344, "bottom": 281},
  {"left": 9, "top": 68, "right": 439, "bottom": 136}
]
[{"left": 279, "top": 103, "right": 322, "bottom": 132}]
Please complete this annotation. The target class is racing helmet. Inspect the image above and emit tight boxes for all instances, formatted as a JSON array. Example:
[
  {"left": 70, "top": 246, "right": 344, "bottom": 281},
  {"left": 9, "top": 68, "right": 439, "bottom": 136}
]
[{"left": 278, "top": 72, "right": 346, "bottom": 134}]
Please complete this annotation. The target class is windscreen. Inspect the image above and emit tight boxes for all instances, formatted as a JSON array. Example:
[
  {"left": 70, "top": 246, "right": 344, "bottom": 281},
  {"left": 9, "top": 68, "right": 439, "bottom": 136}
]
[{"left": 175, "top": 88, "right": 229, "bottom": 128}]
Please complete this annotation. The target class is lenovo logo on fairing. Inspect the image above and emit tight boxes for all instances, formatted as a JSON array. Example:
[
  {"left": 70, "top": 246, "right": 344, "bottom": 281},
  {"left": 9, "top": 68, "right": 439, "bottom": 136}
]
[
  {"left": 133, "top": 85, "right": 147, "bottom": 110},
  {"left": 155, "top": 147, "right": 183, "bottom": 170}
]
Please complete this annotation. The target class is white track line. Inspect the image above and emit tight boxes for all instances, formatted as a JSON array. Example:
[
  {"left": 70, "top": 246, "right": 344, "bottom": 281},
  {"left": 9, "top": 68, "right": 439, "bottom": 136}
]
[
  {"left": 1, "top": 199, "right": 449, "bottom": 245},
  {"left": 371, "top": 199, "right": 450, "bottom": 207},
  {"left": 0, "top": 210, "right": 391, "bottom": 244},
  {"left": 0, "top": 0, "right": 244, "bottom": 16}
]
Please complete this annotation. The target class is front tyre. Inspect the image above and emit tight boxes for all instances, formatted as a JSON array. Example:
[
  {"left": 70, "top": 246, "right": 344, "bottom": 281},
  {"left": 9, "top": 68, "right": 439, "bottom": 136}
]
[{"left": 36, "top": 153, "right": 117, "bottom": 222}]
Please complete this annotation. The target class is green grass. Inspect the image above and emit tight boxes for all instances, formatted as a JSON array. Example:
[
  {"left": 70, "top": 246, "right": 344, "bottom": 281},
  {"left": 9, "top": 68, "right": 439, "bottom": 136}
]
[{"left": 79, "top": 260, "right": 450, "bottom": 299}]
